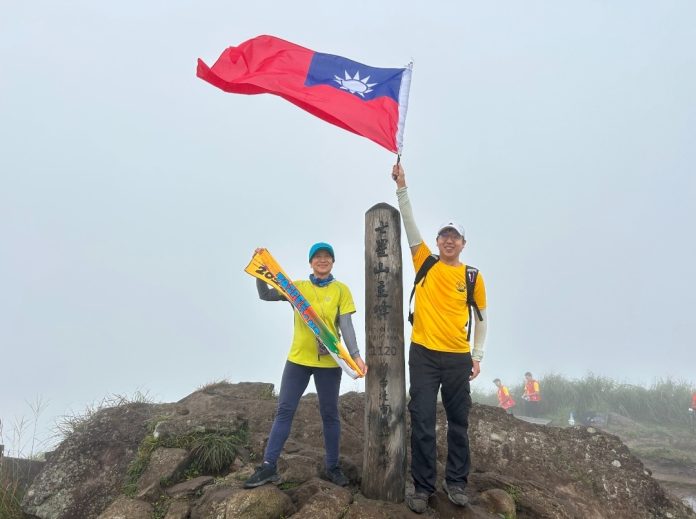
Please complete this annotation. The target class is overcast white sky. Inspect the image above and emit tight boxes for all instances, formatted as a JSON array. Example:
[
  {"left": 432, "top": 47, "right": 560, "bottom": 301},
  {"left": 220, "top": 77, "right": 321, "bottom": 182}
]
[{"left": 2, "top": 1, "right": 695, "bottom": 455}]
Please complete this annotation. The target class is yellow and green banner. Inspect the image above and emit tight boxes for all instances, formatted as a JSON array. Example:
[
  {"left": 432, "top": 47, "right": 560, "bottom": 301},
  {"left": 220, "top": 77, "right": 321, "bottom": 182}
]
[{"left": 245, "top": 249, "right": 365, "bottom": 379}]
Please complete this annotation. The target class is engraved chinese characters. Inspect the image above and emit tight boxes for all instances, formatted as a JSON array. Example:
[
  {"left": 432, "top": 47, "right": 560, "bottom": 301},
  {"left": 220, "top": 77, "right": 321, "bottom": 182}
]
[{"left": 362, "top": 203, "right": 406, "bottom": 502}]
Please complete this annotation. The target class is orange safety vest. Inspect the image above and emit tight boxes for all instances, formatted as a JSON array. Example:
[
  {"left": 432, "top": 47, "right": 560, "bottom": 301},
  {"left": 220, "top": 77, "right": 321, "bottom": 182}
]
[
  {"left": 691, "top": 393, "right": 696, "bottom": 409},
  {"left": 497, "top": 386, "right": 516, "bottom": 410},
  {"left": 524, "top": 380, "right": 541, "bottom": 401}
]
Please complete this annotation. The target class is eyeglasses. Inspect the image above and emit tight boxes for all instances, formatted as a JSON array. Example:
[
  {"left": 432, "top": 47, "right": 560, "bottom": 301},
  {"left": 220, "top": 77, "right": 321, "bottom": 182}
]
[{"left": 438, "top": 231, "right": 463, "bottom": 241}]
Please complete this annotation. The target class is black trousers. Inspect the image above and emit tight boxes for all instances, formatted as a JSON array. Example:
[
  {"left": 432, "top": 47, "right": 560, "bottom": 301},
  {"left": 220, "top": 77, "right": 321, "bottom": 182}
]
[{"left": 408, "top": 342, "right": 473, "bottom": 495}]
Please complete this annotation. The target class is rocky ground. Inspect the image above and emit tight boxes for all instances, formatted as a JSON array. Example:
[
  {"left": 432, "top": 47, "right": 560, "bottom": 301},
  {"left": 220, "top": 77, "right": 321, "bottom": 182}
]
[
  {"left": 600, "top": 412, "right": 696, "bottom": 512},
  {"left": 16, "top": 382, "right": 696, "bottom": 519}
]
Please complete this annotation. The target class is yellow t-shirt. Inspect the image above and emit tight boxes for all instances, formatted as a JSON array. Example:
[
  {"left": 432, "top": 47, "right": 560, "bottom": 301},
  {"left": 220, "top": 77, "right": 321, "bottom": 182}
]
[
  {"left": 287, "top": 279, "right": 356, "bottom": 367},
  {"left": 411, "top": 243, "right": 487, "bottom": 353}
]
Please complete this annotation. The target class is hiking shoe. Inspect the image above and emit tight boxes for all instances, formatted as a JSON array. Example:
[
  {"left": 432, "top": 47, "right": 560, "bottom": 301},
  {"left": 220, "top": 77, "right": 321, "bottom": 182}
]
[
  {"left": 443, "top": 480, "right": 469, "bottom": 506},
  {"left": 243, "top": 462, "right": 280, "bottom": 488},
  {"left": 406, "top": 491, "right": 430, "bottom": 514},
  {"left": 325, "top": 465, "right": 349, "bottom": 486}
]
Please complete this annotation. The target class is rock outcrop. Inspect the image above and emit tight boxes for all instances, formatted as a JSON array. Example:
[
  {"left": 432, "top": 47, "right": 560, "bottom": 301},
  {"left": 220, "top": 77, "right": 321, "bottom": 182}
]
[{"left": 21, "top": 382, "right": 696, "bottom": 519}]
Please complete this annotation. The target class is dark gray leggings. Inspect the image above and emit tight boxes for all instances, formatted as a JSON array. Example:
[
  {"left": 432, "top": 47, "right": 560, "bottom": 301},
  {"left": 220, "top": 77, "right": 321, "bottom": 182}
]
[{"left": 263, "top": 360, "right": 342, "bottom": 469}]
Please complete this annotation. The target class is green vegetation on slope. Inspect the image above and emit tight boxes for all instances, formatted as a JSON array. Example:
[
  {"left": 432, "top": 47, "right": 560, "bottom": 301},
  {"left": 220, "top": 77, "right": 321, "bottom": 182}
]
[{"left": 474, "top": 373, "right": 695, "bottom": 428}]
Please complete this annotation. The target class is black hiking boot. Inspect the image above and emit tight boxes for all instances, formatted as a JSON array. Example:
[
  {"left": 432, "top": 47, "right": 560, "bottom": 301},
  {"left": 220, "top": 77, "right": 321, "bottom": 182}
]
[
  {"left": 244, "top": 462, "right": 280, "bottom": 488},
  {"left": 406, "top": 491, "right": 430, "bottom": 514},
  {"left": 443, "top": 480, "right": 469, "bottom": 506},
  {"left": 325, "top": 465, "right": 349, "bottom": 486}
]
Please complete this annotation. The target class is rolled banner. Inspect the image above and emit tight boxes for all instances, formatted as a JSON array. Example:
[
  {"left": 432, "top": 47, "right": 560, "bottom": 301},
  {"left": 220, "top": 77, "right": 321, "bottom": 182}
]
[{"left": 245, "top": 249, "right": 365, "bottom": 379}]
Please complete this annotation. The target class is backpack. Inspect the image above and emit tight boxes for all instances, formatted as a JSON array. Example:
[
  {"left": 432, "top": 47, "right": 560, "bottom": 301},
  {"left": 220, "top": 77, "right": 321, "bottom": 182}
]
[{"left": 407, "top": 254, "right": 483, "bottom": 341}]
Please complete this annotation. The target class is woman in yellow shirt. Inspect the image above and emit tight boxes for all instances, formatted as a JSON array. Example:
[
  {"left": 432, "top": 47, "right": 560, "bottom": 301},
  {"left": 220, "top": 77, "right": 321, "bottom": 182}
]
[{"left": 244, "top": 242, "right": 367, "bottom": 489}]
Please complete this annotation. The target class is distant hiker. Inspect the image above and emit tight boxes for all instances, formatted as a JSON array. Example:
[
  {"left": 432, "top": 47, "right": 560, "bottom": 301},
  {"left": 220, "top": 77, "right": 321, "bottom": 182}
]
[
  {"left": 244, "top": 243, "right": 367, "bottom": 489},
  {"left": 493, "top": 379, "right": 515, "bottom": 414},
  {"left": 521, "top": 372, "right": 541, "bottom": 417},
  {"left": 392, "top": 163, "right": 488, "bottom": 514}
]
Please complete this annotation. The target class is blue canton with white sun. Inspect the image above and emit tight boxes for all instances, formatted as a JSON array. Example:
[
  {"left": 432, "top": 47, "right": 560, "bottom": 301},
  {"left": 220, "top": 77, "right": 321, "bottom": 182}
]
[{"left": 305, "top": 52, "right": 404, "bottom": 102}]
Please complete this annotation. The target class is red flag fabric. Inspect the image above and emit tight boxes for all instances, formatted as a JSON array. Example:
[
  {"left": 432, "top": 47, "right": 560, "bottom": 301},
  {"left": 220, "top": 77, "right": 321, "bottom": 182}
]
[{"left": 197, "top": 35, "right": 412, "bottom": 153}]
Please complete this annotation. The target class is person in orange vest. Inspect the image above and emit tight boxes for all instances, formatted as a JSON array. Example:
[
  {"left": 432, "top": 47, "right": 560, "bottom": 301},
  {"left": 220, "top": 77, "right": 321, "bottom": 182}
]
[
  {"left": 521, "top": 372, "right": 541, "bottom": 417},
  {"left": 493, "top": 379, "right": 515, "bottom": 414}
]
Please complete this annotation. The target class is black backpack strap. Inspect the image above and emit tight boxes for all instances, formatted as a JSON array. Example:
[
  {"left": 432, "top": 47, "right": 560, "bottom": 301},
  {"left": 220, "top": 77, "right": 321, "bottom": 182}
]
[
  {"left": 408, "top": 254, "right": 439, "bottom": 325},
  {"left": 465, "top": 266, "right": 482, "bottom": 341}
]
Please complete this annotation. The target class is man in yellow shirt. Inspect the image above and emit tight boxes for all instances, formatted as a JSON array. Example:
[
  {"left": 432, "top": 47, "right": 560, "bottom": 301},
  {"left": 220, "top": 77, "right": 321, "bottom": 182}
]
[{"left": 392, "top": 163, "right": 488, "bottom": 513}]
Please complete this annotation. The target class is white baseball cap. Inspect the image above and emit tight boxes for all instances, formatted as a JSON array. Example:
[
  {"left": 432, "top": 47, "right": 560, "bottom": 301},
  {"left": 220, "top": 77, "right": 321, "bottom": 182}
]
[{"left": 437, "top": 221, "right": 465, "bottom": 239}]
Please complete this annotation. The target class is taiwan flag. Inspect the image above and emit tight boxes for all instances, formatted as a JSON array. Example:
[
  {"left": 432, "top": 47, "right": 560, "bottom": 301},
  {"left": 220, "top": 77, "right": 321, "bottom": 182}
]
[{"left": 197, "top": 35, "right": 412, "bottom": 153}]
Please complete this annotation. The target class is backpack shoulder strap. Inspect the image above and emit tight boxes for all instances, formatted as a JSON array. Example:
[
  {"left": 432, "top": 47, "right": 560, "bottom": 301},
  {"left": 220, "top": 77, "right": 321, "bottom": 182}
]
[
  {"left": 415, "top": 254, "right": 439, "bottom": 285},
  {"left": 465, "top": 266, "right": 483, "bottom": 319},
  {"left": 465, "top": 265, "right": 483, "bottom": 341},
  {"left": 408, "top": 254, "right": 439, "bottom": 325}
]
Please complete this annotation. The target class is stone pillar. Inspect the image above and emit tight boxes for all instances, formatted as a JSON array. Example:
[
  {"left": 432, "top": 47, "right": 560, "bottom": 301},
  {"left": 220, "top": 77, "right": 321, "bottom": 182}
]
[{"left": 361, "top": 203, "right": 406, "bottom": 502}]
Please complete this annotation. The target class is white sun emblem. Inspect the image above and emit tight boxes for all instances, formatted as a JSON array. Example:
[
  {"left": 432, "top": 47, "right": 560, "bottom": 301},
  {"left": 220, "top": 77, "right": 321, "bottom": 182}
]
[{"left": 333, "top": 70, "right": 378, "bottom": 97}]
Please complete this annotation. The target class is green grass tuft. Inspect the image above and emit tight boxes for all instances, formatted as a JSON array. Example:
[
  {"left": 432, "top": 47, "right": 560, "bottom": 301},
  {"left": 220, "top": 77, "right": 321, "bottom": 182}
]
[
  {"left": 123, "top": 422, "right": 249, "bottom": 495},
  {"left": 0, "top": 478, "right": 24, "bottom": 519},
  {"left": 189, "top": 430, "right": 246, "bottom": 475},
  {"left": 152, "top": 495, "right": 171, "bottom": 519},
  {"left": 505, "top": 484, "right": 522, "bottom": 503},
  {"left": 56, "top": 391, "right": 155, "bottom": 438},
  {"left": 278, "top": 481, "right": 301, "bottom": 490}
]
